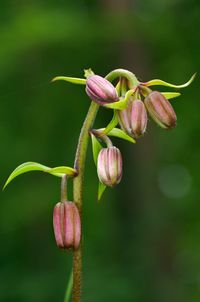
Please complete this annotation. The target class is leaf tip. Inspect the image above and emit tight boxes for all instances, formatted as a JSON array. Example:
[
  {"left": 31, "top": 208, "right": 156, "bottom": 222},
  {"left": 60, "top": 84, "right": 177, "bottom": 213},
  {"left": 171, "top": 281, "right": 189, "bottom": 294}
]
[
  {"left": 3, "top": 178, "right": 11, "bottom": 191},
  {"left": 191, "top": 72, "right": 197, "bottom": 82},
  {"left": 51, "top": 76, "right": 59, "bottom": 83},
  {"left": 98, "top": 182, "right": 106, "bottom": 201},
  {"left": 2, "top": 183, "right": 7, "bottom": 191}
]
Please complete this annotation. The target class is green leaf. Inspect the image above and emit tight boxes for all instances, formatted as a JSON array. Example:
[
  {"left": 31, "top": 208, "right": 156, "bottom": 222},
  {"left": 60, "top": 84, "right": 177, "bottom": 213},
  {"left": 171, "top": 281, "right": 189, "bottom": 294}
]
[
  {"left": 64, "top": 269, "right": 73, "bottom": 302},
  {"left": 91, "top": 134, "right": 103, "bottom": 165},
  {"left": 115, "top": 81, "right": 121, "bottom": 95},
  {"left": 104, "top": 99, "right": 127, "bottom": 110},
  {"left": 104, "top": 89, "right": 134, "bottom": 110},
  {"left": 101, "top": 128, "right": 135, "bottom": 143},
  {"left": 51, "top": 76, "right": 86, "bottom": 85},
  {"left": 144, "top": 73, "right": 196, "bottom": 89},
  {"left": 4, "top": 162, "right": 77, "bottom": 189},
  {"left": 161, "top": 92, "right": 181, "bottom": 100},
  {"left": 48, "top": 166, "right": 77, "bottom": 176},
  {"left": 98, "top": 182, "right": 107, "bottom": 201},
  {"left": 101, "top": 110, "right": 118, "bottom": 135}
]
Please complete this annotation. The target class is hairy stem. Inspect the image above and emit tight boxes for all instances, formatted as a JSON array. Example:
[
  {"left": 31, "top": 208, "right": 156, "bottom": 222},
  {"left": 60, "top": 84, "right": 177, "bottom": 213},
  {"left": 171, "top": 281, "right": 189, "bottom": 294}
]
[
  {"left": 71, "top": 69, "right": 137, "bottom": 301},
  {"left": 72, "top": 102, "right": 99, "bottom": 302}
]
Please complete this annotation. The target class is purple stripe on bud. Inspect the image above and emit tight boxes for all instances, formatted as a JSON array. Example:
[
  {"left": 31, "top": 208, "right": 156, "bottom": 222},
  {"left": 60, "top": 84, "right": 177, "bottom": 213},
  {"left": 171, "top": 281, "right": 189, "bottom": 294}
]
[
  {"left": 97, "top": 146, "right": 122, "bottom": 187},
  {"left": 118, "top": 99, "right": 147, "bottom": 139},
  {"left": 53, "top": 201, "right": 81, "bottom": 250},
  {"left": 144, "top": 91, "right": 177, "bottom": 129},
  {"left": 86, "top": 75, "right": 118, "bottom": 105}
]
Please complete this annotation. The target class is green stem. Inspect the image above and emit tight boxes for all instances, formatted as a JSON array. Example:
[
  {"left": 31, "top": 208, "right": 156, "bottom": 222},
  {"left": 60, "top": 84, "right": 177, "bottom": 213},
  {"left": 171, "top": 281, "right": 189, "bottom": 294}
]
[
  {"left": 91, "top": 129, "right": 113, "bottom": 148},
  {"left": 64, "top": 269, "right": 73, "bottom": 302},
  {"left": 70, "top": 68, "right": 138, "bottom": 301},
  {"left": 139, "top": 84, "right": 152, "bottom": 97},
  {"left": 61, "top": 175, "right": 68, "bottom": 202},
  {"left": 72, "top": 101, "right": 99, "bottom": 302},
  {"left": 100, "top": 135, "right": 113, "bottom": 148},
  {"left": 101, "top": 110, "right": 118, "bottom": 136},
  {"left": 105, "top": 68, "right": 139, "bottom": 88}
]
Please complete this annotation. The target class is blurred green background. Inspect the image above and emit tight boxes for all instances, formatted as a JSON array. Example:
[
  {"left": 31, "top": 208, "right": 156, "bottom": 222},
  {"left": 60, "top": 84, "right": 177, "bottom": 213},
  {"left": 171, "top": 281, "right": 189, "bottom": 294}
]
[{"left": 0, "top": 0, "right": 199, "bottom": 301}]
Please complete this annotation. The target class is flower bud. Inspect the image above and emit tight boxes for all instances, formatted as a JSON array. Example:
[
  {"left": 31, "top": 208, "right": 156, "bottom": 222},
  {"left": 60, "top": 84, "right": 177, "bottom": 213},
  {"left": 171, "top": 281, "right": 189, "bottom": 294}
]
[
  {"left": 53, "top": 201, "right": 81, "bottom": 250},
  {"left": 118, "top": 99, "right": 147, "bottom": 139},
  {"left": 97, "top": 146, "right": 122, "bottom": 187},
  {"left": 86, "top": 75, "right": 118, "bottom": 105},
  {"left": 144, "top": 91, "right": 177, "bottom": 129}
]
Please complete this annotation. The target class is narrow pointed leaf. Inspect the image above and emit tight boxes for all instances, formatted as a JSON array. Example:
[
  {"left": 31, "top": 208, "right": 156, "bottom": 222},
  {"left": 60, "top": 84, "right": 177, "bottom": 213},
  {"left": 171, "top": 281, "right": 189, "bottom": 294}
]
[
  {"left": 104, "top": 98, "right": 128, "bottom": 110},
  {"left": 104, "top": 89, "right": 134, "bottom": 110},
  {"left": 49, "top": 166, "right": 77, "bottom": 176},
  {"left": 51, "top": 76, "right": 86, "bottom": 85},
  {"left": 98, "top": 182, "right": 107, "bottom": 201},
  {"left": 91, "top": 134, "right": 103, "bottom": 165},
  {"left": 102, "top": 110, "right": 118, "bottom": 135},
  {"left": 144, "top": 73, "right": 196, "bottom": 89},
  {"left": 4, "top": 162, "right": 76, "bottom": 189},
  {"left": 115, "top": 81, "right": 121, "bottom": 95},
  {"left": 99, "top": 128, "right": 135, "bottom": 143},
  {"left": 161, "top": 92, "right": 181, "bottom": 100}
]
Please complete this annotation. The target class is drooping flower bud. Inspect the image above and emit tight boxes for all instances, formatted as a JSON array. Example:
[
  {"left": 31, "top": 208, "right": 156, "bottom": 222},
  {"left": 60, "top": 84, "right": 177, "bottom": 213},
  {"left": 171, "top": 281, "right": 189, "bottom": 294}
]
[
  {"left": 118, "top": 99, "right": 147, "bottom": 139},
  {"left": 53, "top": 201, "right": 81, "bottom": 250},
  {"left": 144, "top": 91, "right": 177, "bottom": 129},
  {"left": 86, "top": 75, "right": 118, "bottom": 105},
  {"left": 97, "top": 146, "right": 122, "bottom": 187}
]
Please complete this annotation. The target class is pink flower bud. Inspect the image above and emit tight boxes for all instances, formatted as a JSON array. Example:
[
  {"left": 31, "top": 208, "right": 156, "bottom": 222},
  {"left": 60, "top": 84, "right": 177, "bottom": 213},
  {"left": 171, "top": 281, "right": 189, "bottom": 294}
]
[
  {"left": 97, "top": 146, "right": 122, "bottom": 187},
  {"left": 86, "top": 75, "right": 118, "bottom": 105},
  {"left": 53, "top": 201, "right": 81, "bottom": 250},
  {"left": 118, "top": 99, "right": 147, "bottom": 139},
  {"left": 144, "top": 91, "right": 177, "bottom": 129}
]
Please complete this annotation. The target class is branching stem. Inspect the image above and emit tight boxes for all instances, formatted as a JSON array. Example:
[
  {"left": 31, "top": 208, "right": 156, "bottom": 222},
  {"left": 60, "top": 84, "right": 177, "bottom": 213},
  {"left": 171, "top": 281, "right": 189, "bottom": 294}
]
[{"left": 71, "top": 69, "right": 138, "bottom": 302}]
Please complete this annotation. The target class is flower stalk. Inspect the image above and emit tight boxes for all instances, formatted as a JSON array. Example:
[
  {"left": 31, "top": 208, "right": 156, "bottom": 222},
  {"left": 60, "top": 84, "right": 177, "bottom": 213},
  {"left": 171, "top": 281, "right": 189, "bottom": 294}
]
[
  {"left": 61, "top": 175, "right": 68, "bottom": 202},
  {"left": 71, "top": 69, "right": 138, "bottom": 301},
  {"left": 4, "top": 68, "right": 194, "bottom": 302},
  {"left": 72, "top": 101, "right": 99, "bottom": 302}
]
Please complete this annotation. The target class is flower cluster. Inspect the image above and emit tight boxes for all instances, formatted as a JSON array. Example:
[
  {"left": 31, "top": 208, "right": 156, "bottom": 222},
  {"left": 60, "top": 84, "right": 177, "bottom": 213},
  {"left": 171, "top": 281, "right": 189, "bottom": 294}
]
[
  {"left": 85, "top": 70, "right": 194, "bottom": 192},
  {"left": 4, "top": 68, "right": 194, "bottom": 300},
  {"left": 4, "top": 68, "right": 194, "bottom": 250}
]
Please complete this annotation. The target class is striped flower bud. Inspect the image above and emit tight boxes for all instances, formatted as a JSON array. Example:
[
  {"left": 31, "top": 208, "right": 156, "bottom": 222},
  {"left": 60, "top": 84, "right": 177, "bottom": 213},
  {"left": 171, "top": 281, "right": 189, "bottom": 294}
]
[
  {"left": 118, "top": 99, "right": 147, "bottom": 139},
  {"left": 97, "top": 146, "right": 122, "bottom": 187},
  {"left": 86, "top": 75, "right": 118, "bottom": 105},
  {"left": 144, "top": 91, "right": 177, "bottom": 129},
  {"left": 53, "top": 201, "right": 81, "bottom": 250}
]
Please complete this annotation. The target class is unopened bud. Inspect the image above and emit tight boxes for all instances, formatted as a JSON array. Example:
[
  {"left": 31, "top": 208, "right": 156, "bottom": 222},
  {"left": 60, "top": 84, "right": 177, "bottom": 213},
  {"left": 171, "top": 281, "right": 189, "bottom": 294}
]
[
  {"left": 86, "top": 75, "right": 118, "bottom": 105},
  {"left": 53, "top": 201, "right": 81, "bottom": 250},
  {"left": 144, "top": 91, "right": 177, "bottom": 129},
  {"left": 97, "top": 146, "right": 122, "bottom": 187},
  {"left": 118, "top": 99, "right": 147, "bottom": 139}
]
